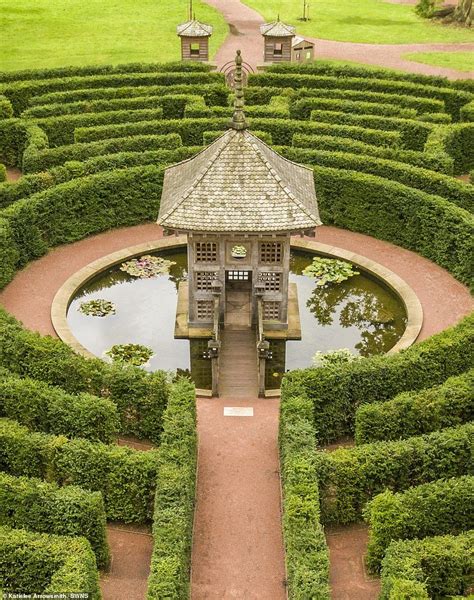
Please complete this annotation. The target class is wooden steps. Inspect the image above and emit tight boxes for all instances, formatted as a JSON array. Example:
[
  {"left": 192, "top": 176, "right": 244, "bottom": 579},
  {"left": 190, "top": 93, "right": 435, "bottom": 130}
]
[{"left": 218, "top": 329, "right": 258, "bottom": 398}]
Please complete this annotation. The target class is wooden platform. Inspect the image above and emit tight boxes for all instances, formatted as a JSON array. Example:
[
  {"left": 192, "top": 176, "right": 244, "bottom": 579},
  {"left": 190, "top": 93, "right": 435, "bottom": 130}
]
[{"left": 218, "top": 329, "right": 258, "bottom": 398}]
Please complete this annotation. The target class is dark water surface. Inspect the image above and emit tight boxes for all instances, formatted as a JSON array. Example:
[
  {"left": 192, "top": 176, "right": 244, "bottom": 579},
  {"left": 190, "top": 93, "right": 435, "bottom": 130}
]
[{"left": 67, "top": 249, "right": 407, "bottom": 389}]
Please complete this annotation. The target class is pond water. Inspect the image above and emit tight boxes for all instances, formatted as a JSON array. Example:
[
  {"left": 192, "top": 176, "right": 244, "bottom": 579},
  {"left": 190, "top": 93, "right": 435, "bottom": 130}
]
[{"left": 67, "top": 248, "right": 407, "bottom": 389}]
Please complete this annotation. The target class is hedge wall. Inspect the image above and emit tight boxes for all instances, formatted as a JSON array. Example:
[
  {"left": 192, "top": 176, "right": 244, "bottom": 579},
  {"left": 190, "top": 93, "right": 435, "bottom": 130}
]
[
  {"left": 0, "top": 372, "right": 120, "bottom": 443},
  {"left": 314, "top": 422, "right": 474, "bottom": 524},
  {"left": 279, "top": 395, "right": 330, "bottom": 599},
  {"left": 28, "top": 82, "right": 229, "bottom": 109},
  {"left": 291, "top": 97, "right": 417, "bottom": 120},
  {"left": 365, "top": 475, "right": 474, "bottom": 571},
  {"left": 380, "top": 531, "right": 474, "bottom": 599},
  {"left": 0, "top": 472, "right": 109, "bottom": 568},
  {"left": 460, "top": 99, "right": 474, "bottom": 122},
  {"left": 23, "top": 132, "right": 182, "bottom": 173},
  {"left": 425, "top": 123, "right": 474, "bottom": 175},
  {"left": 32, "top": 107, "right": 165, "bottom": 147},
  {"left": 309, "top": 109, "right": 432, "bottom": 151},
  {"left": 147, "top": 379, "right": 197, "bottom": 599},
  {"left": 277, "top": 146, "right": 472, "bottom": 211},
  {"left": 0, "top": 95, "right": 13, "bottom": 119},
  {"left": 0, "top": 418, "right": 159, "bottom": 522},
  {"left": 0, "top": 525, "right": 101, "bottom": 598},
  {"left": 354, "top": 369, "right": 474, "bottom": 444},
  {"left": 1, "top": 71, "right": 224, "bottom": 115},
  {"left": 291, "top": 133, "right": 453, "bottom": 173},
  {"left": 0, "top": 309, "right": 169, "bottom": 443}
]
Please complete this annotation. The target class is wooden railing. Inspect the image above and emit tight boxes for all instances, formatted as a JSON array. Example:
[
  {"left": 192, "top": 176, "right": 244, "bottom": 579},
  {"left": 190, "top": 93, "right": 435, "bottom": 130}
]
[{"left": 256, "top": 294, "right": 270, "bottom": 398}]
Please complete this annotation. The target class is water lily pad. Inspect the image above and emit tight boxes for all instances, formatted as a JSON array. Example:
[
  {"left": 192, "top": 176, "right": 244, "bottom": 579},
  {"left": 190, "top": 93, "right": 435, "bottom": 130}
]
[
  {"left": 105, "top": 343, "right": 154, "bottom": 367},
  {"left": 120, "top": 255, "right": 175, "bottom": 278},
  {"left": 79, "top": 299, "right": 116, "bottom": 317},
  {"left": 303, "top": 257, "right": 359, "bottom": 286}
]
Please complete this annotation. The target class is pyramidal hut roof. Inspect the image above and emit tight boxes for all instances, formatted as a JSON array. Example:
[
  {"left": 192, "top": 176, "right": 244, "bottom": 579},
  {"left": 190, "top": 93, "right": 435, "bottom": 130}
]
[
  {"left": 260, "top": 20, "right": 296, "bottom": 37},
  {"left": 177, "top": 20, "right": 213, "bottom": 37},
  {"left": 157, "top": 51, "right": 320, "bottom": 233}
]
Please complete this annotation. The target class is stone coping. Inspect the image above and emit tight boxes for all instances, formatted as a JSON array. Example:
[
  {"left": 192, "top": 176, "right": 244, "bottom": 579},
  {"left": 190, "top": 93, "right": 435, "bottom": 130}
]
[{"left": 51, "top": 236, "right": 423, "bottom": 388}]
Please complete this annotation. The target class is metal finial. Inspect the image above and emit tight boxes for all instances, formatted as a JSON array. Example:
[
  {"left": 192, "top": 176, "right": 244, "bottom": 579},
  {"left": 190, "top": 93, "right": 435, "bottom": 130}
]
[
  {"left": 189, "top": 0, "right": 193, "bottom": 21},
  {"left": 230, "top": 50, "right": 247, "bottom": 131}
]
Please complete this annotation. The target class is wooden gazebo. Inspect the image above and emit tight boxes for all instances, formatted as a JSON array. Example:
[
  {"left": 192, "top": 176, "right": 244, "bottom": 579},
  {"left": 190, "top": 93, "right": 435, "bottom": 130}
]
[
  {"left": 260, "top": 19, "right": 296, "bottom": 62},
  {"left": 177, "top": 19, "right": 213, "bottom": 62}
]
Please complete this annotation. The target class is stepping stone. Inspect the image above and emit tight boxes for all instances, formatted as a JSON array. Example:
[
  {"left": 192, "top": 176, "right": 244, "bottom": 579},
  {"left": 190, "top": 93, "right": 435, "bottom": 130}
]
[{"left": 223, "top": 407, "right": 254, "bottom": 417}]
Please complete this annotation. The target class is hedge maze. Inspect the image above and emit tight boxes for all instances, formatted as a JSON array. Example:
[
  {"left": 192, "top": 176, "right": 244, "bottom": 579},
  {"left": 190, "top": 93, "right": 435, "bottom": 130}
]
[{"left": 0, "top": 59, "right": 473, "bottom": 597}]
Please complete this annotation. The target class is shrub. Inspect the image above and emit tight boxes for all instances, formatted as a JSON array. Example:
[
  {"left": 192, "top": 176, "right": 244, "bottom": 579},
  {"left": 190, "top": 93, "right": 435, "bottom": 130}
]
[
  {"left": 22, "top": 132, "right": 182, "bottom": 173},
  {"left": 277, "top": 146, "right": 472, "bottom": 211},
  {"left": 314, "top": 422, "right": 474, "bottom": 524},
  {"left": 291, "top": 97, "right": 417, "bottom": 120},
  {"left": 0, "top": 372, "right": 120, "bottom": 443},
  {"left": 0, "top": 472, "right": 109, "bottom": 567},
  {"left": 0, "top": 95, "right": 13, "bottom": 119},
  {"left": 0, "top": 525, "right": 101, "bottom": 598},
  {"left": 0, "top": 118, "right": 32, "bottom": 166},
  {"left": 32, "top": 107, "right": 165, "bottom": 147},
  {"left": 355, "top": 369, "right": 474, "bottom": 443},
  {"left": 0, "top": 309, "right": 169, "bottom": 443},
  {"left": 425, "top": 123, "right": 474, "bottom": 174},
  {"left": 0, "top": 164, "right": 6, "bottom": 182},
  {"left": 309, "top": 109, "right": 432, "bottom": 150},
  {"left": 365, "top": 476, "right": 474, "bottom": 571},
  {"left": 0, "top": 418, "right": 159, "bottom": 522},
  {"left": 291, "top": 133, "right": 453, "bottom": 173},
  {"left": 460, "top": 99, "right": 474, "bottom": 122},
  {"left": 279, "top": 395, "right": 330, "bottom": 599},
  {"left": 380, "top": 531, "right": 474, "bottom": 599},
  {"left": 147, "top": 379, "right": 197, "bottom": 599}
]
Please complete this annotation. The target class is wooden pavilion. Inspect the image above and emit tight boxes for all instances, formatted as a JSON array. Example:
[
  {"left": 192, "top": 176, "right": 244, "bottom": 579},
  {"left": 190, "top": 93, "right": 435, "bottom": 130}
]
[
  {"left": 260, "top": 19, "right": 296, "bottom": 62},
  {"left": 177, "top": 19, "right": 213, "bottom": 62}
]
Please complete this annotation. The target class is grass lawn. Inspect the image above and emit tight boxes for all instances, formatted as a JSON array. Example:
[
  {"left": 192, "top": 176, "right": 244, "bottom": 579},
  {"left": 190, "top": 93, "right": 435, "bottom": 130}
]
[
  {"left": 403, "top": 51, "right": 474, "bottom": 72},
  {"left": 241, "top": 0, "right": 474, "bottom": 44},
  {"left": 0, "top": 0, "right": 228, "bottom": 72}
]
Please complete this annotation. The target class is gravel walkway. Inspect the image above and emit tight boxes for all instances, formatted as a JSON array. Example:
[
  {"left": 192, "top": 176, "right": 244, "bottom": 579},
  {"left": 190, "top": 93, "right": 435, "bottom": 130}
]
[{"left": 203, "top": 0, "right": 474, "bottom": 79}]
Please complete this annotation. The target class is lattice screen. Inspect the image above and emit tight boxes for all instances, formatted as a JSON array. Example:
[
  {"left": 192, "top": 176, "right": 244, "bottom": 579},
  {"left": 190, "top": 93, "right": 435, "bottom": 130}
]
[
  {"left": 195, "top": 242, "right": 218, "bottom": 263},
  {"left": 263, "top": 301, "right": 280, "bottom": 320},
  {"left": 259, "top": 271, "right": 282, "bottom": 291},
  {"left": 259, "top": 242, "right": 282, "bottom": 264},
  {"left": 196, "top": 271, "right": 217, "bottom": 290},
  {"left": 196, "top": 300, "right": 214, "bottom": 320}
]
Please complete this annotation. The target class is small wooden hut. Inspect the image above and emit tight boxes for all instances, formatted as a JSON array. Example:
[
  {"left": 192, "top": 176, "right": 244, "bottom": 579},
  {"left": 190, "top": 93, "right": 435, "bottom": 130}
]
[
  {"left": 177, "top": 19, "right": 213, "bottom": 62},
  {"left": 260, "top": 20, "right": 296, "bottom": 63},
  {"left": 292, "top": 36, "right": 315, "bottom": 63}
]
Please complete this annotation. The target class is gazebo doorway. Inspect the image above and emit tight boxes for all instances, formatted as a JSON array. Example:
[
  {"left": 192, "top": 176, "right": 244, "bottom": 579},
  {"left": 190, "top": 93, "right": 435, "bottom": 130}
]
[{"left": 225, "top": 270, "right": 252, "bottom": 329}]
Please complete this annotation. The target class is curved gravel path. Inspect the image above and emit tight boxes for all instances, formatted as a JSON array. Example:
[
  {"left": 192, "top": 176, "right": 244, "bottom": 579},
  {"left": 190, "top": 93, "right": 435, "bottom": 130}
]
[
  {"left": 204, "top": 0, "right": 474, "bottom": 79},
  {"left": 0, "top": 223, "right": 472, "bottom": 598}
]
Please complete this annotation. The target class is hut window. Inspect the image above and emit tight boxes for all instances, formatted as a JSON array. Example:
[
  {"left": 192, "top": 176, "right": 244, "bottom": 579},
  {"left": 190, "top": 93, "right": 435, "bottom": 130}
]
[
  {"left": 196, "top": 242, "right": 218, "bottom": 263},
  {"left": 306, "top": 51, "right": 312, "bottom": 60},
  {"left": 259, "top": 272, "right": 282, "bottom": 291},
  {"left": 259, "top": 242, "right": 282, "bottom": 264},
  {"left": 196, "top": 271, "right": 217, "bottom": 290},
  {"left": 190, "top": 43, "right": 200, "bottom": 56},
  {"left": 227, "top": 270, "right": 250, "bottom": 281},
  {"left": 274, "top": 43, "right": 283, "bottom": 56},
  {"left": 295, "top": 52, "right": 301, "bottom": 60},
  {"left": 263, "top": 301, "right": 280, "bottom": 320},
  {"left": 197, "top": 300, "right": 213, "bottom": 320}
]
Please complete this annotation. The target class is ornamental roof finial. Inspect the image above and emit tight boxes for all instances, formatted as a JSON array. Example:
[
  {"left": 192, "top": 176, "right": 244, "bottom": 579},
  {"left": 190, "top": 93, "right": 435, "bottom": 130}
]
[{"left": 230, "top": 50, "right": 247, "bottom": 131}]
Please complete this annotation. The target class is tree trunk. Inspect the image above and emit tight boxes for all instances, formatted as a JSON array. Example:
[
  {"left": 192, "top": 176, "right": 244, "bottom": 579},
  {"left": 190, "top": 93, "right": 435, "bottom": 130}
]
[{"left": 453, "top": 0, "right": 473, "bottom": 25}]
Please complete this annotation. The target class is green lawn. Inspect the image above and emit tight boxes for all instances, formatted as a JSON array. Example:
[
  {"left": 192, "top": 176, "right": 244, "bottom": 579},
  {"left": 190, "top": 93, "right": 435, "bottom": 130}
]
[
  {"left": 0, "top": 0, "right": 228, "bottom": 72},
  {"left": 242, "top": 0, "right": 474, "bottom": 44},
  {"left": 403, "top": 51, "right": 474, "bottom": 72}
]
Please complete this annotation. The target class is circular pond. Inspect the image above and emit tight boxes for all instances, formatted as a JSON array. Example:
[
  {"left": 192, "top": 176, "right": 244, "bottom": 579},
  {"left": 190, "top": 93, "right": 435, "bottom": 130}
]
[{"left": 66, "top": 248, "right": 407, "bottom": 389}]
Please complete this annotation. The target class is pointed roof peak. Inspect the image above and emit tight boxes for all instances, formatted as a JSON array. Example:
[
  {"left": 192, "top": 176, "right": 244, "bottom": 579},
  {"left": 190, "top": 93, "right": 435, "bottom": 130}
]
[
  {"left": 230, "top": 50, "right": 247, "bottom": 131},
  {"left": 260, "top": 20, "right": 296, "bottom": 37},
  {"left": 177, "top": 20, "right": 213, "bottom": 37}
]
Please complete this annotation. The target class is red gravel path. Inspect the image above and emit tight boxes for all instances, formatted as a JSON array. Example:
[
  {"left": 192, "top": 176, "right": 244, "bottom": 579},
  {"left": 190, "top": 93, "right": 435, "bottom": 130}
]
[
  {"left": 204, "top": 0, "right": 474, "bottom": 79},
  {"left": 192, "top": 396, "right": 286, "bottom": 599}
]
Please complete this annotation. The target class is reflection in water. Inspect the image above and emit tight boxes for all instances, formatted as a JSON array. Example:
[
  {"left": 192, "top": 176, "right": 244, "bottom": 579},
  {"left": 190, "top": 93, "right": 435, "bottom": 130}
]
[{"left": 67, "top": 249, "right": 407, "bottom": 390}]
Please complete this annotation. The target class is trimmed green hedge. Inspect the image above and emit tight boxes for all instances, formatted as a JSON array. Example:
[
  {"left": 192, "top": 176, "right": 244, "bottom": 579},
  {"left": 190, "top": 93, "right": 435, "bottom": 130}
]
[
  {"left": 0, "top": 118, "right": 47, "bottom": 167},
  {"left": 291, "top": 97, "right": 417, "bottom": 120},
  {"left": 0, "top": 372, "right": 120, "bottom": 443},
  {"left": 0, "top": 164, "right": 6, "bottom": 182},
  {"left": 309, "top": 109, "right": 432, "bottom": 150},
  {"left": 355, "top": 369, "right": 474, "bottom": 443},
  {"left": 314, "top": 423, "right": 474, "bottom": 524},
  {"left": 291, "top": 133, "right": 453, "bottom": 173},
  {"left": 0, "top": 95, "right": 13, "bottom": 119},
  {"left": 425, "top": 123, "right": 474, "bottom": 175},
  {"left": 1, "top": 71, "right": 224, "bottom": 115},
  {"left": 461, "top": 99, "right": 474, "bottom": 122},
  {"left": 314, "top": 166, "right": 474, "bottom": 288},
  {"left": 0, "top": 525, "right": 101, "bottom": 598},
  {"left": 0, "top": 472, "right": 109, "bottom": 568},
  {"left": 380, "top": 531, "right": 474, "bottom": 599},
  {"left": 29, "top": 82, "right": 229, "bottom": 109},
  {"left": 32, "top": 107, "right": 165, "bottom": 147},
  {"left": 249, "top": 72, "right": 471, "bottom": 119},
  {"left": 279, "top": 395, "right": 330, "bottom": 599},
  {"left": 365, "top": 475, "right": 474, "bottom": 572},
  {"left": 278, "top": 146, "right": 472, "bottom": 211},
  {"left": 0, "top": 309, "right": 169, "bottom": 443},
  {"left": 23, "top": 132, "right": 182, "bottom": 173},
  {"left": 0, "top": 418, "right": 159, "bottom": 522},
  {"left": 289, "top": 86, "right": 446, "bottom": 115},
  {"left": 147, "top": 379, "right": 197, "bottom": 599}
]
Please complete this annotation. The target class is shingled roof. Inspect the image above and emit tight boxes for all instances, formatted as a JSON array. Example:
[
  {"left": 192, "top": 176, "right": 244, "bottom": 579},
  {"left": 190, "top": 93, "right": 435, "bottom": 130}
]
[
  {"left": 157, "top": 50, "right": 320, "bottom": 233},
  {"left": 177, "top": 20, "right": 213, "bottom": 37},
  {"left": 260, "top": 21, "right": 296, "bottom": 37}
]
